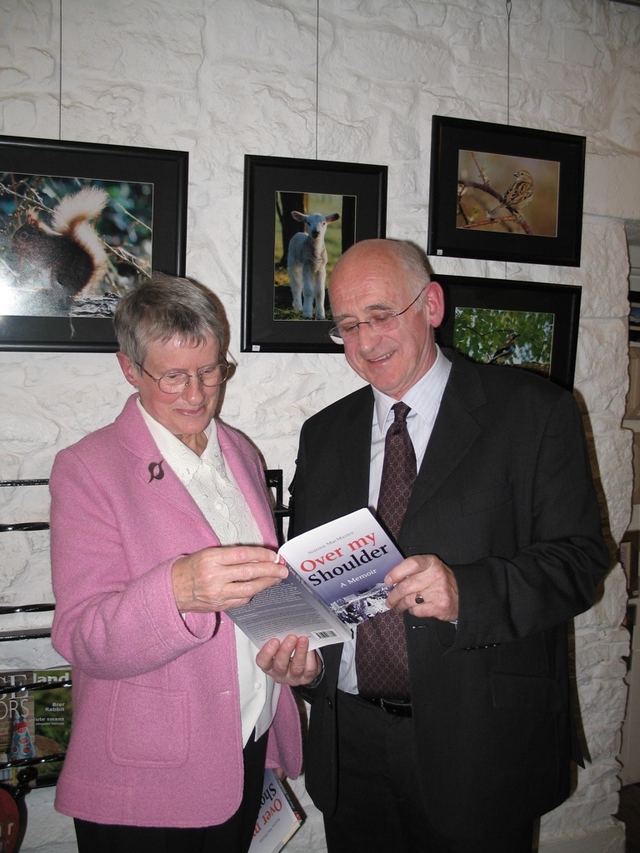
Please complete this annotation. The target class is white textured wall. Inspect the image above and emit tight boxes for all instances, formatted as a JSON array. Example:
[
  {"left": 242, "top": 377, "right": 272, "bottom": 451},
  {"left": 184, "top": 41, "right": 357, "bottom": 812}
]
[{"left": 0, "top": 1, "right": 639, "bottom": 851}]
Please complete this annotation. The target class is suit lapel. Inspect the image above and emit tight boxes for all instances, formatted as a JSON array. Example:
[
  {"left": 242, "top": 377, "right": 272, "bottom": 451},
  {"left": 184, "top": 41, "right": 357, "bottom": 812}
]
[
  {"left": 118, "top": 400, "right": 275, "bottom": 547},
  {"left": 217, "top": 421, "right": 278, "bottom": 548},
  {"left": 114, "top": 394, "right": 223, "bottom": 531},
  {"left": 338, "top": 387, "right": 374, "bottom": 510},
  {"left": 405, "top": 354, "right": 486, "bottom": 520}
]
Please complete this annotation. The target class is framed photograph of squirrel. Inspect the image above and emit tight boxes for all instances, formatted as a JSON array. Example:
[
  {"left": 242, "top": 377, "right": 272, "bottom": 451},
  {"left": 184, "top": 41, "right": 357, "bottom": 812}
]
[
  {"left": 427, "top": 117, "right": 586, "bottom": 267},
  {"left": 241, "top": 155, "right": 388, "bottom": 353},
  {"left": 0, "top": 136, "right": 188, "bottom": 351}
]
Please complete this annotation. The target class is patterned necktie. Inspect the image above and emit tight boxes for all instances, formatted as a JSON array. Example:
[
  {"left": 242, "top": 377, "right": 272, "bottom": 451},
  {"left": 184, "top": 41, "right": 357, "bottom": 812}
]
[{"left": 355, "top": 402, "right": 416, "bottom": 700}]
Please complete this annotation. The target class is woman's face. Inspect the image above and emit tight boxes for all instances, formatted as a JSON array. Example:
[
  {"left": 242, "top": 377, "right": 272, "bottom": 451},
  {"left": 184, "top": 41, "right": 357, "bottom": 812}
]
[{"left": 118, "top": 333, "right": 222, "bottom": 452}]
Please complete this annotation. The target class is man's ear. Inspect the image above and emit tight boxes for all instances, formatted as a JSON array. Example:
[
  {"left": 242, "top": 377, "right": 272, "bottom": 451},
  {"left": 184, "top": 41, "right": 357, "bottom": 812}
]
[
  {"left": 424, "top": 280, "right": 445, "bottom": 329},
  {"left": 116, "top": 351, "right": 139, "bottom": 387}
]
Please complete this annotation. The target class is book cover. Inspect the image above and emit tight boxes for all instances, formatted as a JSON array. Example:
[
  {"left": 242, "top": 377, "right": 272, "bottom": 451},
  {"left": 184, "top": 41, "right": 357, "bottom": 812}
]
[
  {"left": 248, "top": 769, "right": 303, "bottom": 853},
  {"left": 278, "top": 508, "right": 401, "bottom": 627},
  {"left": 32, "top": 668, "right": 72, "bottom": 786},
  {"left": 0, "top": 671, "right": 34, "bottom": 787},
  {"left": 0, "top": 669, "right": 71, "bottom": 788},
  {"left": 227, "top": 508, "right": 403, "bottom": 650}
]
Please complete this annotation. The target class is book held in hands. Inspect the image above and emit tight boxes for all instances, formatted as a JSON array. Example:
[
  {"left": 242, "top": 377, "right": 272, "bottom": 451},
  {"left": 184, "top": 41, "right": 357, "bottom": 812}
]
[{"left": 228, "top": 508, "right": 403, "bottom": 649}]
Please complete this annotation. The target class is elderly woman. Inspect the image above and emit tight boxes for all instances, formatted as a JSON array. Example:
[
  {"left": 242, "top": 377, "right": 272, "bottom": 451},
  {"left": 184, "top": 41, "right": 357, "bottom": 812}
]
[{"left": 49, "top": 273, "right": 320, "bottom": 853}]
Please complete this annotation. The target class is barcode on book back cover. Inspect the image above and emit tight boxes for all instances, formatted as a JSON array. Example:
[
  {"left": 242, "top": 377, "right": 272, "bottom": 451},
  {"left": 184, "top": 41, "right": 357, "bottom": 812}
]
[{"left": 313, "top": 630, "right": 339, "bottom": 639}]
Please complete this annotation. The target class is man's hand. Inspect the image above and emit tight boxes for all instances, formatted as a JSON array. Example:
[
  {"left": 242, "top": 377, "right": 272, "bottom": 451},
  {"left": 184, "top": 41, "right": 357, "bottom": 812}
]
[
  {"left": 171, "top": 545, "right": 287, "bottom": 612},
  {"left": 385, "top": 554, "right": 459, "bottom": 621},
  {"left": 256, "top": 634, "right": 323, "bottom": 686}
]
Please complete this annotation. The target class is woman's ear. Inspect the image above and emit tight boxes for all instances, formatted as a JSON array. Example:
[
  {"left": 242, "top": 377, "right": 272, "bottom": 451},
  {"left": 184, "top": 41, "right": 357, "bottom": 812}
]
[{"left": 116, "top": 351, "right": 139, "bottom": 387}]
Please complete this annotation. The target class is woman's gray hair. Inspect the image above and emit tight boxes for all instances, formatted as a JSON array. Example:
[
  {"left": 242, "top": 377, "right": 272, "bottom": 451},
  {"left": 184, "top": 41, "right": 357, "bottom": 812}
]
[{"left": 114, "top": 272, "right": 228, "bottom": 366}]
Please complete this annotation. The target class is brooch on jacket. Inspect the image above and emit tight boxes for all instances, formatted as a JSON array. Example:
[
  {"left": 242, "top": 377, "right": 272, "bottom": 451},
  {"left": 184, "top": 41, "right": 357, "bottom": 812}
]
[{"left": 148, "top": 460, "right": 165, "bottom": 483}]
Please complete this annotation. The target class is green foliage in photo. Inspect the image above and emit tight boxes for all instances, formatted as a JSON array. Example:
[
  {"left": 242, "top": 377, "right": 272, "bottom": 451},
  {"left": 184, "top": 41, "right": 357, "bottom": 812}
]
[{"left": 453, "top": 306, "right": 553, "bottom": 378}]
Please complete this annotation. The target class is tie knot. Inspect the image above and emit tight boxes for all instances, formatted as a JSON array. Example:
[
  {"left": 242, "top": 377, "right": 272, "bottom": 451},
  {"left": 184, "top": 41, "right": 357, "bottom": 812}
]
[{"left": 392, "top": 401, "right": 411, "bottom": 424}]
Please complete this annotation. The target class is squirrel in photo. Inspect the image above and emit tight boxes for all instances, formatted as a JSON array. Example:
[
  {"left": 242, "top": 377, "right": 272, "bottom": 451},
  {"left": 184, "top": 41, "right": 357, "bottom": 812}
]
[{"left": 12, "top": 186, "right": 109, "bottom": 300}]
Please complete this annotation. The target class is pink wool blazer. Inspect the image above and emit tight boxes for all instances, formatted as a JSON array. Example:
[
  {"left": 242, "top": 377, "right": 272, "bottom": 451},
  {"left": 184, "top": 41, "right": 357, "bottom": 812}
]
[{"left": 49, "top": 394, "right": 302, "bottom": 828}]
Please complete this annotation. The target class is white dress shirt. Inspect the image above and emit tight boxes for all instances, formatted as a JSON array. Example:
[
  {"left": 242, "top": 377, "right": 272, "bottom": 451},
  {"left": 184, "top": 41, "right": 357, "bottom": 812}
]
[
  {"left": 338, "top": 346, "right": 452, "bottom": 693},
  {"left": 137, "top": 399, "right": 279, "bottom": 744}
]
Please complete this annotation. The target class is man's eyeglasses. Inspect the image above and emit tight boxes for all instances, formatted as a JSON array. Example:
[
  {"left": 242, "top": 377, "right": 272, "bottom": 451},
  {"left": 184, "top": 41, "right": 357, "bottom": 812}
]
[
  {"left": 137, "top": 361, "right": 233, "bottom": 394},
  {"left": 328, "top": 287, "right": 427, "bottom": 344}
]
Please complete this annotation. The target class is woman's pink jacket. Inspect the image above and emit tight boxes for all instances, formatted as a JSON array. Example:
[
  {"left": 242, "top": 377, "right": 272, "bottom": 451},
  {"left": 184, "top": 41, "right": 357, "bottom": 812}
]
[{"left": 49, "top": 394, "right": 302, "bottom": 828}]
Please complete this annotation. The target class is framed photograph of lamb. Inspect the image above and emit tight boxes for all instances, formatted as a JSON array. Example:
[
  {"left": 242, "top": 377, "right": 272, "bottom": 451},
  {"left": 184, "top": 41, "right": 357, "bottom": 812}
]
[
  {"left": 427, "top": 116, "right": 586, "bottom": 267},
  {"left": 241, "top": 154, "right": 388, "bottom": 353},
  {"left": 0, "top": 135, "right": 188, "bottom": 351},
  {"left": 436, "top": 275, "right": 582, "bottom": 391}
]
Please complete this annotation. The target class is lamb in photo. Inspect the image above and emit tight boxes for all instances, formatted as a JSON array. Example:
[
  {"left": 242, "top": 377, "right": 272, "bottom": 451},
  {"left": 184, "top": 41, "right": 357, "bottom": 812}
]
[{"left": 287, "top": 210, "right": 340, "bottom": 320}]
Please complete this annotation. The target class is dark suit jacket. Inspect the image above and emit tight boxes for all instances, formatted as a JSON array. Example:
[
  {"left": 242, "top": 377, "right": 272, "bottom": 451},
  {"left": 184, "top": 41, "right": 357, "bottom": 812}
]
[{"left": 290, "top": 350, "right": 609, "bottom": 839}]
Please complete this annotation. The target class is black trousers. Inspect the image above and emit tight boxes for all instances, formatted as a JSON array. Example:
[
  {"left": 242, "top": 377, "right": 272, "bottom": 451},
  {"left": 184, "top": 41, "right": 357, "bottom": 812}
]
[
  {"left": 74, "top": 730, "right": 268, "bottom": 853},
  {"left": 323, "top": 691, "right": 535, "bottom": 853}
]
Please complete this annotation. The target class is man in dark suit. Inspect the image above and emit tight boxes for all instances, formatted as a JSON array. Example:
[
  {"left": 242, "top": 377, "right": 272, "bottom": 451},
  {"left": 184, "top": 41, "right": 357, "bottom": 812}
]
[{"left": 258, "top": 239, "right": 609, "bottom": 853}]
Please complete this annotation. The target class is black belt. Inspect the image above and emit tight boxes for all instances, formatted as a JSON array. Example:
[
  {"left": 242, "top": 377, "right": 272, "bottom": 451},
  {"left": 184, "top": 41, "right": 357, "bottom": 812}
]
[{"left": 361, "top": 696, "right": 412, "bottom": 717}]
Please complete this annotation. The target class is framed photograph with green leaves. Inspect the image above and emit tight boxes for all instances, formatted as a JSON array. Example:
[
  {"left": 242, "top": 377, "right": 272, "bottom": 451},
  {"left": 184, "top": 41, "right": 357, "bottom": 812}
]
[
  {"left": 427, "top": 116, "right": 586, "bottom": 267},
  {"left": 436, "top": 275, "right": 582, "bottom": 391}
]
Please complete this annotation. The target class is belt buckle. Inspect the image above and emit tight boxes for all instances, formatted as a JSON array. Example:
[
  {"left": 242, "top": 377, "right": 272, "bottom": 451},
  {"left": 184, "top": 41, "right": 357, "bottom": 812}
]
[{"left": 379, "top": 698, "right": 412, "bottom": 717}]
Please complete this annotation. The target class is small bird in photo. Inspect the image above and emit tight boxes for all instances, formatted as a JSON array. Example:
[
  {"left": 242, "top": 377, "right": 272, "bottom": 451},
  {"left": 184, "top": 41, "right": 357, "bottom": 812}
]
[
  {"left": 488, "top": 170, "right": 534, "bottom": 217},
  {"left": 489, "top": 331, "right": 519, "bottom": 364}
]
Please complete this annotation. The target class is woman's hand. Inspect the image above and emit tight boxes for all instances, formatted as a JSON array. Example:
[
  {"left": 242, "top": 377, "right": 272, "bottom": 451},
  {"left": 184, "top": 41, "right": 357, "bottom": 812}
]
[
  {"left": 256, "top": 635, "right": 323, "bottom": 686},
  {"left": 171, "top": 545, "right": 287, "bottom": 612}
]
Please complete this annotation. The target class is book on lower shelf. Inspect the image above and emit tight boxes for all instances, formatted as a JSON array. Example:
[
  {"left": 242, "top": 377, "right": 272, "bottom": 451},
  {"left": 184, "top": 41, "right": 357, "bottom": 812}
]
[
  {"left": 0, "top": 667, "right": 72, "bottom": 787},
  {"left": 0, "top": 671, "right": 33, "bottom": 787},
  {"left": 32, "top": 668, "right": 72, "bottom": 786},
  {"left": 228, "top": 508, "right": 404, "bottom": 650},
  {"left": 248, "top": 768, "right": 303, "bottom": 853}
]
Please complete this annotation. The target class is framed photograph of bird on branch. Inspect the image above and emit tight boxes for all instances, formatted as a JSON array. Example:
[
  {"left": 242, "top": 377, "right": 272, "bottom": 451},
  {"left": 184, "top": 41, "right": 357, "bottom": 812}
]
[
  {"left": 436, "top": 275, "right": 582, "bottom": 391},
  {"left": 427, "top": 116, "right": 586, "bottom": 267},
  {"left": 0, "top": 135, "right": 188, "bottom": 351},
  {"left": 241, "top": 154, "right": 388, "bottom": 353}
]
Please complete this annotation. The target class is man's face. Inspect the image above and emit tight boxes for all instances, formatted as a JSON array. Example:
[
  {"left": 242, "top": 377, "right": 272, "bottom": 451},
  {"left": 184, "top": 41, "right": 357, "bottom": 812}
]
[{"left": 329, "top": 245, "right": 444, "bottom": 399}]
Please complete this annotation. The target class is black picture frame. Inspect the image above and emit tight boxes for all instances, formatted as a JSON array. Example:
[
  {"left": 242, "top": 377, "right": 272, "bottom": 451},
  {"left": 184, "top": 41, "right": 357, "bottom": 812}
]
[
  {"left": 427, "top": 116, "right": 586, "bottom": 267},
  {"left": 241, "top": 154, "right": 387, "bottom": 353},
  {"left": 0, "top": 135, "right": 188, "bottom": 351},
  {"left": 621, "top": 529, "right": 639, "bottom": 598},
  {"left": 436, "top": 275, "right": 582, "bottom": 391},
  {"left": 629, "top": 291, "right": 640, "bottom": 342}
]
